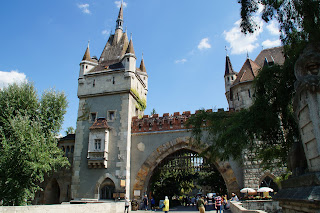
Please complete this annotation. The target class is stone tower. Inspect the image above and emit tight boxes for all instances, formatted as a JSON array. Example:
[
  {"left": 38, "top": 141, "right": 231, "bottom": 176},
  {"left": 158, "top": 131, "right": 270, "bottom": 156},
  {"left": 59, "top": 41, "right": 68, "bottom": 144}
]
[
  {"left": 224, "top": 55, "right": 237, "bottom": 109},
  {"left": 71, "top": 3, "right": 148, "bottom": 200}
]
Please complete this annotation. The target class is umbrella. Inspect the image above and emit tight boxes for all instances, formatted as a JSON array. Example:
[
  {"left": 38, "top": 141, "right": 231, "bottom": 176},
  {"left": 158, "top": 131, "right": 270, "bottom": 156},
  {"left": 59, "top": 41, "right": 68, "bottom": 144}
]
[
  {"left": 240, "top": 188, "right": 256, "bottom": 193},
  {"left": 257, "top": 187, "right": 274, "bottom": 192}
]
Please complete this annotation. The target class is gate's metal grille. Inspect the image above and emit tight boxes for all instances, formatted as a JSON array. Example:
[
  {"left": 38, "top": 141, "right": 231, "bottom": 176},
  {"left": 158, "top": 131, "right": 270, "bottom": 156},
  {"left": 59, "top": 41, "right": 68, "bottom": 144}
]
[{"left": 156, "top": 149, "right": 211, "bottom": 172}]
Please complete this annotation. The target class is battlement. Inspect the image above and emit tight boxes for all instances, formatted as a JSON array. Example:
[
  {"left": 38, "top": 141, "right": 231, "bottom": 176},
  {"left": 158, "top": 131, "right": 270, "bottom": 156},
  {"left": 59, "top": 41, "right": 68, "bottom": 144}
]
[{"left": 131, "top": 109, "right": 224, "bottom": 133}]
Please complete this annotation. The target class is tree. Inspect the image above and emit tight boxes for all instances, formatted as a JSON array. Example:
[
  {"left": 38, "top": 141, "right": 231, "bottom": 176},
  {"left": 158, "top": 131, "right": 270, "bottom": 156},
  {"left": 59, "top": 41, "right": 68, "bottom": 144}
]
[
  {"left": 150, "top": 108, "right": 157, "bottom": 116},
  {"left": 189, "top": 0, "right": 320, "bottom": 170},
  {"left": 65, "top": 126, "right": 75, "bottom": 135},
  {"left": 0, "top": 83, "right": 69, "bottom": 205}
]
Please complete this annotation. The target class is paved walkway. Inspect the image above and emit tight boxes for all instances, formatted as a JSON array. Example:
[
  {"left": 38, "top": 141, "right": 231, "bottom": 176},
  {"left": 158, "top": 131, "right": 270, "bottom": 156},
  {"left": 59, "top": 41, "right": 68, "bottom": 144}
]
[{"left": 135, "top": 205, "right": 232, "bottom": 212}]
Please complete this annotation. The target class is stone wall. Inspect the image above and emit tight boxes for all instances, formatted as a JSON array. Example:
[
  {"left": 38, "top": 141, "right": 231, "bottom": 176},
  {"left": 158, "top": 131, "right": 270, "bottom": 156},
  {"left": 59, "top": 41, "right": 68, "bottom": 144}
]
[{"left": 0, "top": 202, "right": 125, "bottom": 213}]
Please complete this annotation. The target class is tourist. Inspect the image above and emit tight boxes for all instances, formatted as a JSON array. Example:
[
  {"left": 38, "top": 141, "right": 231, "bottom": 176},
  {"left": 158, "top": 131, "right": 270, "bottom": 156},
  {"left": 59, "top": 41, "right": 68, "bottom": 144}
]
[
  {"left": 124, "top": 197, "right": 130, "bottom": 213},
  {"left": 163, "top": 196, "right": 169, "bottom": 213},
  {"left": 151, "top": 196, "right": 156, "bottom": 211},
  {"left": 221, "top": 195, "right": 228, "bottom": 210},
  {"left": 143, "top": 195, "right": 148, "bottom": 211},
  {"left": 230, "top": 192, "right": 239, "bottom": 201},
  {"left": 197, "top": 196, "right": 206, "bottom": 213},
  {"left": 214, "top": 193, "right": 222, "bottom": 213}
]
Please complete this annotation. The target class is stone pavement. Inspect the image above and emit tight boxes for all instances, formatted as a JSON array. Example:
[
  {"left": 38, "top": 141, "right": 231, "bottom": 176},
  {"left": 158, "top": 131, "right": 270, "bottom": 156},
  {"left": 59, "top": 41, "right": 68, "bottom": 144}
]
[{"left": 135, "top": 204, "right": 232, "bottom": 212}]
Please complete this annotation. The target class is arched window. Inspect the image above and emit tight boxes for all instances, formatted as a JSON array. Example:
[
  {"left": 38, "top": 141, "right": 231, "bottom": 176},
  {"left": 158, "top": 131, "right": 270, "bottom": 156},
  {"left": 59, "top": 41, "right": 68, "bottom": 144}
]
[
  {"left": 100, "top": 178, "right": 115, "bottom": 200},
  {"left": 260, "top": 176, "right": 279, "bottom": 192}
]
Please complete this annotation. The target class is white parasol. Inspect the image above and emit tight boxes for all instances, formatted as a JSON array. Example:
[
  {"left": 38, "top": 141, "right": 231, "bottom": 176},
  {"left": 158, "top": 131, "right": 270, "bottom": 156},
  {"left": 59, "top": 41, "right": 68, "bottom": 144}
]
[
  {"left": 240, "top": 188, "right": 256, "bottom": 194},
  {"left": 257, "top": 187, "right": 274, "bottom": 192}
]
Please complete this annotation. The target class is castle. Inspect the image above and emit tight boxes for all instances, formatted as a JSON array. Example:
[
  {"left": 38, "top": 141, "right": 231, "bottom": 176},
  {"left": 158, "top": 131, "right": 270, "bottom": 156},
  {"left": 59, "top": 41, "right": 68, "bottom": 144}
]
[{"left": 33, "top": 3, "right": 286, "bottom": 204}]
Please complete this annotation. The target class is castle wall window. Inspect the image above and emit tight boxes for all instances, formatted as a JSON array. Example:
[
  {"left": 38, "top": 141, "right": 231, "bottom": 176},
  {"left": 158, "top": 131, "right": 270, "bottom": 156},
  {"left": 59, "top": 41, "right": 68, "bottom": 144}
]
[
  {"left": 248, "top": 89, "right": 251, "bottom": 98},
  {"left": 90, "top": 112, "right": 97, "bottom": 122},
  {"left": 227, "top": 77, "right": 230, "bottom": 81},
  {"left": 108, "top": 111, "right": 115, "bottom": 121},
  {"left": 94, "top": 139, "right": 101, "bottom": 150},
  {"left": 138, "top": 124, "right": 142, "bottom": 131},
  {"left": 231, "top": 76, "right": 234, "bottom": 80}
]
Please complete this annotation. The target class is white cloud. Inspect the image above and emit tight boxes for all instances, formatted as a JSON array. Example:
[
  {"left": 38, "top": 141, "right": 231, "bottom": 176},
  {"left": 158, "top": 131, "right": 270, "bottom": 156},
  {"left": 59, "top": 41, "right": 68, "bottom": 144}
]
[
  {"left": 262, "top": 39, "right": 281, "bottom": 48},
  {"left": 175, "top": 59, "right": 187, "bottom": 64},
  {"left": 102, "top": 29, "right": 110, "bottom": 36},
  {"left": 197, "top": 38, "right": 211, "bottom": 50},
  {"left": 78, "top": 3, "right": 90, "bottom": 14},
  {"left": 223, "top": 19, "right": 263, "bottom": 55},
  {"left": 115, "top": 1, "right": 127, "bottom": 8},
  {"left": 0, "top": 70, "right": 27, "bottom": 89},
  {"left": 266, "top": 20, "right": 280, "bottom": 36}
]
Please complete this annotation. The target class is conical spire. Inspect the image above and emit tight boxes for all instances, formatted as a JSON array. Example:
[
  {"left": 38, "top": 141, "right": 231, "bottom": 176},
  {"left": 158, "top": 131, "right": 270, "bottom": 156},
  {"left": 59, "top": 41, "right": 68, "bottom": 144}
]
[
  {"left": 116, "top": 2, "right": 124, "bottom": 30},
  {"left": 82, "top": 41, "right": 91, "bottom": 61},
  {"left": 139, "top": 54, "right": 146, "bottom": 72},
  {"left": 224, "top": 55, "right": 235, "bottom": 76},
  {"left": 126, "top": 34, "right": 135, "bottom": 55}
]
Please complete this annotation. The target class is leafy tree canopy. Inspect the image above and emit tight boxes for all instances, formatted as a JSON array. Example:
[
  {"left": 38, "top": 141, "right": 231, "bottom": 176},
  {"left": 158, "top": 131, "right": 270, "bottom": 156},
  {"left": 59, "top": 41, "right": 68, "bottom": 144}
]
[
  {"left": 65, "top": 126, "right": 75, "bottom": 135},
  {"left": 0, "top": 83, "right": 69, "bottom": 205}
]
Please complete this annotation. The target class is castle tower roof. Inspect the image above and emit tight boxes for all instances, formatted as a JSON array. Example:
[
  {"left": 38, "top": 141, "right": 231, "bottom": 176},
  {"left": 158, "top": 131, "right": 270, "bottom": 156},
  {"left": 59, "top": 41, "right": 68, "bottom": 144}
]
[
  {"left": 82, "top": 42, "right": 91, "bottom": 61},
  {"left": 117, "top": 2, "right": 123, "bottom": 20},
  {"left": 233, "top": 58, "right": 261, "bottom": 84},
  {"left": 139, "top": 57, "right": 146, "bottom": 72},
  {"left": 224, "top": 55, "right": 236, "bottom": 76},
  {"left": 89, "top": 118, "right": 110, "bottom": 130},
  {"left": 126, "top": 36, "right": 135, "bottom": 55}
]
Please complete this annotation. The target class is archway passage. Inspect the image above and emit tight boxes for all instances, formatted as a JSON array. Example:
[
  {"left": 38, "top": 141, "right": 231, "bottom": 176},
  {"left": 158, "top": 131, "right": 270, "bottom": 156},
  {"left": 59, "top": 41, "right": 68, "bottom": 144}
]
[
  {"left": 100, "top": 178, "right": 115, "bottom": 199},
  {"left": 132, "top": 137, "right": 240, "bottom": 200},
  {"left": 44, "top": 178, "right": 60, "bottom": 204},
  {"left": 149, "top": 149, "right": 227, "bottom": 204}
]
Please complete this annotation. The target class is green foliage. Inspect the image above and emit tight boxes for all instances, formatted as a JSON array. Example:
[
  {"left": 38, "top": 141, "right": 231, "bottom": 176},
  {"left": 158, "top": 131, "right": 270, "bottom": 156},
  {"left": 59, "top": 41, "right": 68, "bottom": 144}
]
[
  {"left": 130, "top": 88, "right": 147, "bottom": 111},
  {"left": 0, "top": 83, "right": 69, "bottom": 205},
  {"left": 150, "top": 108, "right": 157, "bottom": 116},
  {"left": 65, "top": 126, "right": 75, "bottom": 135},
  {"left": 238, "top": 0, "right": 320, "bottom": 44}
]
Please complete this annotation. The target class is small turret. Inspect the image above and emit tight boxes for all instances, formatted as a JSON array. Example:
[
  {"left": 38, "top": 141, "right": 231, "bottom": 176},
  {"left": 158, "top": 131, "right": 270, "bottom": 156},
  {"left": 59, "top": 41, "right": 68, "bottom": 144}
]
[
  {"left": 138, "top": 54, "right": 148, "bottom": 89},
  {"left": 123, "top": 35, "right": 136, "bottom": 74},
  {"left": 79, "top": 41, "right": 98, "bottom": 78},
  {"left": 224, "top": 55, "right": 237, "bottom": 92},
  {"left": 114, "top": 2, "right": 124, "bottom": 43}
]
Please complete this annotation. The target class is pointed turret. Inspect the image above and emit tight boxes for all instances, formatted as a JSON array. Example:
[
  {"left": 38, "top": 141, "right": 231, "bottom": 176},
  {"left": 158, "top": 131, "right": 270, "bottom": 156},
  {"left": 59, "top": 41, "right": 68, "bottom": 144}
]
[
  {"left": 224, "top": 55, "right": 235, "bottom": 76},
  {"left": 224, "top": 55, "right": 237, "bottom": 109},
  {"left": 79, "top": 41, "right": 98, "bottom": 78},
  {"left": 139, "top": 57, "right": 146, "bottom": 73},
  {"left": 123, "top": 35, "right": 137, "bottom": 73},
  {"left": 126, "top": 38, "right": 135, "bottom": 55},
  {"left": 114, "top": 3, "right": 124, "bottom": 43}
]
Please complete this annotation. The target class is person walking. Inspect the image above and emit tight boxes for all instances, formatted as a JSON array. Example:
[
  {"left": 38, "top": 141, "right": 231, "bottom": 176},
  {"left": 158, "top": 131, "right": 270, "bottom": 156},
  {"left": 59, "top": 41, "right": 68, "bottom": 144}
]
[
  {"left": 124, "top": 197, "right": 130, "bottom": 213},
  {"left": 143, "top": 195, "right": 148, "bottom": 211},
  {"left": 214, "top": 194, "right": 222, "bottom": 213},
  {"left": 163, "top": 196, "right": 169, "bottom": 213},
  {"left": 151, "top": 196, "right": 155, "bottom": 211},
  {"left": 196, "top": 196, "right": 206, "bottom": 213}
]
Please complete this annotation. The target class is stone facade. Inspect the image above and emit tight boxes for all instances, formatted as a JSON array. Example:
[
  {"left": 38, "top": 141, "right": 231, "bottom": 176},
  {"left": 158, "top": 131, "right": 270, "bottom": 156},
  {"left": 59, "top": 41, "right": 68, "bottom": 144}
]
[
  {"left": 36, "top": 5, "right": 287, "bottom": 205},
  {"left": 275, "top": 43, "right": 320, "bottom": 212}
]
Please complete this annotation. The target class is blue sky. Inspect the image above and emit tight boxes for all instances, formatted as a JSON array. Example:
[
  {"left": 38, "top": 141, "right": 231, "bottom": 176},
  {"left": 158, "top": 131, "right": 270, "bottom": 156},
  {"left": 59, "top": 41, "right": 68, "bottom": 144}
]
[{"left": 0, "top": 0, "right": 281, "bottom": 135}]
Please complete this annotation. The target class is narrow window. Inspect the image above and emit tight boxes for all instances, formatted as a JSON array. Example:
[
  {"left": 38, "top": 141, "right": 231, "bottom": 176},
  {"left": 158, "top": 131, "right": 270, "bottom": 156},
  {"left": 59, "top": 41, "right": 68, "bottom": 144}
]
[
  {"left": 127, "top": 58, "right": 129, "bottom": 62},
  {"left": 248, "top": 89, "right": 251, "bottom": 98},
  {"left": 71, "top": 146, "right": 74, "bottom": 153},
  {"left": 159, "top": 123, "right": 162, "bottom": 129},
  {"left": 237, "top": 93, "right": 239, "bottom": 101},
  {"left": 86, "top": 65, "right": 88, "bottom": 69},
  {"left": 91, "top": 113, "right": 97, "bottom": 122},
  {"left": 227, "top": 77, "right": 230, "bottom": 81},
  {"left": 93, "top": 79, "right": 95, "bottom": 87},
  {"left": 109, "top": 111, "right": 115, "bottom": 121},
  {"left": 231, "top": 76, "right": 234, "bottom": 80},
  {"left": 113, "top": 77, "right": 115, "bottom": 84},
  {"left": 149, "top": 123, "right": 152, "bottom": 130},
  {"left": 138, "top": 124, "right": 142, "bottom": 131},
  {"left": 181, "top": 120, "right": 184, "bottom": 128},
  {"left": 94, "top": 139, "right": 101, "bottom": 150},
  {"left": 170, "top": 121, "right": 173, "bottom": 128}
]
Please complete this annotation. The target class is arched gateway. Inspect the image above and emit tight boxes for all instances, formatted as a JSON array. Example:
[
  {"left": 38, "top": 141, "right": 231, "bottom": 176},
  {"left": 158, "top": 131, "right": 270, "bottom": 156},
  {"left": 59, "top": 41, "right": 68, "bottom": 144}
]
[{"left": 130, "top": 135, "right": 241, "bottom": 199}]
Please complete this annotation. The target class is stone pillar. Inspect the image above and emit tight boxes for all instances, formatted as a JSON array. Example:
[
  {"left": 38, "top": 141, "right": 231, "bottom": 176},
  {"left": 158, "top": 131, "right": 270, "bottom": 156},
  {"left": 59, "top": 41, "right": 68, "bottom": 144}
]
[{"left": 275, "top": 43, "right": 320, "bottom": 212}]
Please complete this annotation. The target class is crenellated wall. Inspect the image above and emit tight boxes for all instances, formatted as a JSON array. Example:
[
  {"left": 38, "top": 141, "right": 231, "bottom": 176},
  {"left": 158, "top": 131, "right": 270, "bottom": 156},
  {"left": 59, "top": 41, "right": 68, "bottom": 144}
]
[{"left": 131, "top": 109, "right": 217, "bottom": 133}]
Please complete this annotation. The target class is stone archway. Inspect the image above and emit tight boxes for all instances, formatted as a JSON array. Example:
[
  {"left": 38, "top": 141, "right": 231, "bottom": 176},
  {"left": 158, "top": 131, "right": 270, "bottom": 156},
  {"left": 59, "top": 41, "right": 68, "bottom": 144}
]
[
  {"left": 94, "top": 173, "right": 118, "bottom": 199},
  {"left": 44, "top": 178, "right": 61, "bottom": 204},
  {"left": 259, "top": 173, "right": 279, "bottom": 192},
  {"left": 132, "top": 137, "right": 240, "bottom": 198}
]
